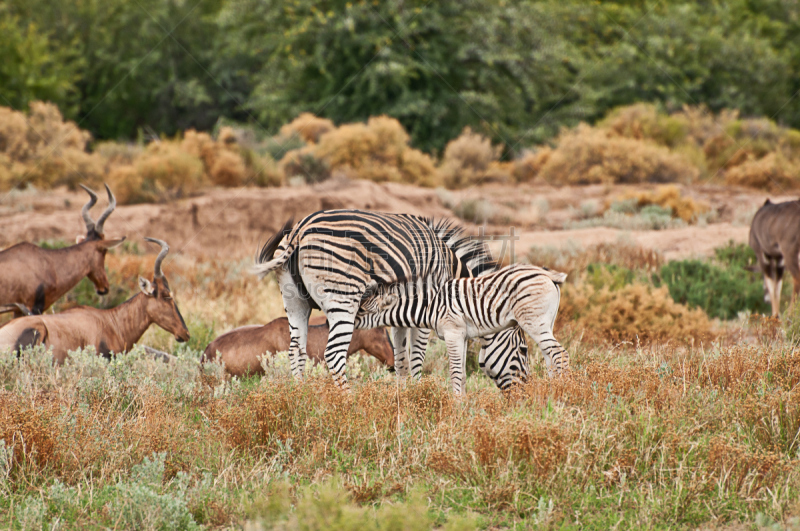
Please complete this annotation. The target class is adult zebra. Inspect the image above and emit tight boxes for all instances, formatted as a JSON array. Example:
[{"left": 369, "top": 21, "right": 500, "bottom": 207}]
[
  {"left": 356, "top": 264, "right": 570, "bottom": 393},
  {"left": 253, "top": 209, "right": 525, "bottom": 390}
]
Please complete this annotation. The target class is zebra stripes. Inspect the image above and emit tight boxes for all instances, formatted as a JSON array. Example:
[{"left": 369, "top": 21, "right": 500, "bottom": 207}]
[
  {"left": 253, "top": 210, "right": 503, "bottom": 389},
  {"left": 355, "top": 264, "right": 569, "bottom": 395}
]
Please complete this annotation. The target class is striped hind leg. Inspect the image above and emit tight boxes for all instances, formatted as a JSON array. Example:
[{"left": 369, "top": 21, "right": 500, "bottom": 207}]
[
  {"left": 391, "top": 327, "right": 410, "bottom": 378},
  {"left": 443, "top": 331, "right": 468, "bottom": 395},
  {"left": 515, "top": 284, "right": 569, "bottom": 376},
  {"left": 409, "top": 328, "right": 430, "bottom": 379},
  {"left": 322, "top": 305, "right": 361, "bottom": 390},
  {"left": 277, "top": 269, "right": 311, "bottom": 377}
]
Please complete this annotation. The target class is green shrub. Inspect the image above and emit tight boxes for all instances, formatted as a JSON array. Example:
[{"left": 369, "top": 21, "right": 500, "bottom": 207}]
[
  {"left": 584, "top": 263, "right": 635, "bottom": 291},
  {"left": 653, "top": 259, "right": 767, "bottom": 319},
  {"left": 713, "top": 241, "right": 759, "bottom": 271}
]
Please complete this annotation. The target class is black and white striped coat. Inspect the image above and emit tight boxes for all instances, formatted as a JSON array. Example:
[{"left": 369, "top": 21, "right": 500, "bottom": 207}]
[
  {"left": 356, "top": 264, "right": 569, "bottom": 394},
  {"left": 253, "top": 210, "right": 521, "bottom": 389}
]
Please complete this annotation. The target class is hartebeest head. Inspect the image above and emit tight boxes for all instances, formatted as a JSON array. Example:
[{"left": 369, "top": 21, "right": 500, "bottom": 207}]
[
  {"left": 138, "top": 238, "right": 190, "bottom": 343},
  {"left": 76, "top": 184, "right": 126, "bottom": 295}
]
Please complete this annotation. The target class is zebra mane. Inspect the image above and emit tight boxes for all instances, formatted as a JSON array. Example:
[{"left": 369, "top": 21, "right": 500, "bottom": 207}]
[{"left": 428, "top": 218, "right": 497, "bottom": 277}]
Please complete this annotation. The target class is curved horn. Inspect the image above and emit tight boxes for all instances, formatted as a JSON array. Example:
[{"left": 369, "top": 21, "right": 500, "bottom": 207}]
[
  {"left": 94, "top": 183, "right": 116, "bottom": 236},
  {"left": 144, "top": 237, "right": 169, "bottom": 278},
  {"left": 79, "top": 184, "right": 98, "bottom": 232}
]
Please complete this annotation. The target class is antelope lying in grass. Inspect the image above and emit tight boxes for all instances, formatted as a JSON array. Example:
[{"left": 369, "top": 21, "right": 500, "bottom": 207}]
[
  {"left": 0, "top": 238, "right": 190, "bottom": 364},
  {"left": 201, "top": 316, "right": 395, "bottom": 377},
  {"left": 0, "top": 184, "right": 125, "bottom": 316},
  {"left": 750, "top": 198, "right": 800, "bottom": 316}
]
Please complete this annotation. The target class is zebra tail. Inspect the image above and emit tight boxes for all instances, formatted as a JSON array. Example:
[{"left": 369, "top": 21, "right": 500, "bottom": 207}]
[
  {"left": 544, "top": 269, "right": 568, "bottom": 285},
  {"left": 251, "top": 217, "right": 296, "bottom": 279}
]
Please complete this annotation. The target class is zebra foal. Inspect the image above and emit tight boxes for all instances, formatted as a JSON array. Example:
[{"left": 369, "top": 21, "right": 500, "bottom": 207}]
[{"left": 356, "top": 264, "right": 569, "bottom": 395}]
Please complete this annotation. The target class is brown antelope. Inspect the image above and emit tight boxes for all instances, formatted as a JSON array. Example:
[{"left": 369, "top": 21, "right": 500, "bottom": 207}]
[
  {"left": 0, "top": 184, "right": 125, "bottom": 316},
  {"left": 201, "top": 316, "right": 395, "bottom": 377},
  {"left": 749, "top": 198, "right": 800, "bottom": 317},
  {"left": 0, "top": 238, "right": 190, "bottom": 364}
]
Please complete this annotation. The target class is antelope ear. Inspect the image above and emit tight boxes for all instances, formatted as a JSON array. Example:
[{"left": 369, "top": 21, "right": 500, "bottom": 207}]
[
  {"left": 76, "top": 235, "right": 86, "bottom": 244},
  {"left": 139, "top": 276, "right": 155, "bottom": 296},
  {"left": 98, "top": 236, "right": 126, "bottom": 249}
]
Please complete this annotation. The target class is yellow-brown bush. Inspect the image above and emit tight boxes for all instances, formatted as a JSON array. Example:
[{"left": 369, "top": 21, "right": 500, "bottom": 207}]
[
  {"left": 280, "top": 145, "right": 331, "bottom": 183},
  {"left": 181, "top": 127, "right": 255, "bottom": 187},
  {"left": 438, "top": 127, "right": 509, "bottom": 188},
  {"left": 108, "top": 140, "right": 205, "bottom": 203},
  {"left": 538, "top": 124, "right": 700, "bottom": 185},
  {"left": 310, "top": 115, "right": 437, "bottom": 186},
  {"left": 0, "top": 101, "right": 103, "bottom": 190},
  {"left": 724, "top": 152, "right": 800, "bottom": 192},
  {"left": 614, "top": 184, "right": 709, "bottom": 222},
  {"left": 558, "top": 281, "right": 713, "bottom": 344},
  {"left": 280, "top": 112, "right": 335, "bottom": 143},
  {"left": 512, "top": 148, "right": 551, "bottom": 182},
  {"left": 597, "top": 103, "right": 800, "bottom": 190}
]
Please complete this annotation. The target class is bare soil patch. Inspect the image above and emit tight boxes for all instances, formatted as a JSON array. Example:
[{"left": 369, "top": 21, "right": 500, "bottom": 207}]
[{"left": 0, "top": 179, "right": 786, "bottom": 261}]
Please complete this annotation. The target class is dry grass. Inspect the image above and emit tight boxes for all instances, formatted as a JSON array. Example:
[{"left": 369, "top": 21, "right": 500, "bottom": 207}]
[
  {"left": 558, "top": 281, "right": 713, "bottom": 344},
  {"left": 3, "top": 336, "right": 800, "bottom": 528},
  {"left": 1, "top": 242, "right": 800, "bottom": 528},
  {"left": 613, "top": 184, "right": 710, "bottom": 222},
  {"left": 527, "top": 240, "right": 664, "bottom": 278}
]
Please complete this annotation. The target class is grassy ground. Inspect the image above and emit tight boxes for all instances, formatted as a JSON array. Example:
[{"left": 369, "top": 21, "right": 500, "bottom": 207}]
[
  {"left": 2, "top": 332, "right": 800, "bottom": 529},
  {"left": 2, "top": 243, "right": 800, "bottom": 529}
]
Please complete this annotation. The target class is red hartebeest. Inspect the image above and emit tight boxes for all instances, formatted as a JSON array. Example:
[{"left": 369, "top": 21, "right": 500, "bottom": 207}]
[
  {"left": 0, "top": 184, "right": 125, "bottom": 316},
  {"left": 0, "top": 238, "right": 190, "bottom": 364},
  {"left": 750, "top": 198, "right": 800, "bottom": 317},
  {"left": 201, "top": 315, "right": 395, "bottom": 377}
]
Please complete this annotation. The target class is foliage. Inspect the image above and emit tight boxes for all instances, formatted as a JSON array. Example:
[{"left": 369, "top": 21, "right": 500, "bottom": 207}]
[
  {"left": 559, "top": 281, "right": 713, "bottom": 344},
  {"left": 613, "top": 185, "right": 709, "bottom": 223},
  {"left": 1, "top": 0, "right": 800, "bottom": 154},
  {"left": 537, "top": 124, "right": 700, "bottom": 185},
  {"left": 0, "top": 101, "right": 103, "bottom": 190},
  {"left": 654, "top": 260, "right": 768, "bottom": 320},
  {"left": 438, "top": 128, "right": 506, "bottom": 189},
  {"left": 313, "top": 115, "right": 438, "bottom": 186},
  {"left": 0, "top": 7, "right": 81, "bottom": 114}
]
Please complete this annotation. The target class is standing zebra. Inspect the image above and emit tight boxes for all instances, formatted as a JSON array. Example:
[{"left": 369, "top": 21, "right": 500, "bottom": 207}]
[
  {"left": 356, "top": 264, "right": 570, "bottom": 394},
  {"left": 252, "top": 209, "right": 524, "bottom": 389}
]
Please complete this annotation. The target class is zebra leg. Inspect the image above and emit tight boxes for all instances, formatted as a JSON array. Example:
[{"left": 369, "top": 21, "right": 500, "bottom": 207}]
[
  {"left": 277, "top": 268, "right": 311, "bottom": 378},
  {"left": 518, "top": 320, "right": 568, "bottom": 377},
  {"left": 443, "top": 331, "right": 467, "bottom": 395},
  {"left": 409, "top": 328, "right": 430, "bottom": 379},
  {"left": 321, "top": 303, "right": 361, "bottom": 390},
  {"left": 391, "top": 327, "right": 410, "bottom": 378}
]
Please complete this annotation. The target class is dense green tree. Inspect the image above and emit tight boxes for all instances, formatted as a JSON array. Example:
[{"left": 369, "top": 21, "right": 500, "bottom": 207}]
[
  {"left": 0, "top": 7, "right": 81, "bottom": 114},
  {"left": 1, "top": 0, "right": 799, "bottom": 150}
]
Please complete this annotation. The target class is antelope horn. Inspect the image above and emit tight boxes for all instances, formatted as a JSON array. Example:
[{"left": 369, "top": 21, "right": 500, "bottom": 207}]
[
  {"left": 0, "top": 303, "right": 33, "bottom": 316},
  {"left": 79, "top": 184, "right": 98, "bottom": 232},
  {"left": 94, "top": 183, "right": 117, "bottom": 236},
  {"left": 144, "top": 237, "right": 169, "bottom": 278}
]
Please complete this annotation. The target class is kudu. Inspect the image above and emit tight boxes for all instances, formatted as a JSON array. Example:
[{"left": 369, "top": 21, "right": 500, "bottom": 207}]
[
  {"left": 201, "top": 316, "right": 395, "bottom": 377},
  {"left": 749, "top": 198, "right": 800, "bottom": 317},
  {"left": 0, "top": 184, "right": 125, "bottom": 316},
  {"left": 0, "top": 238, "right": 190, "bottom": 364}
]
